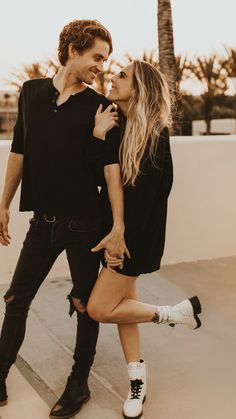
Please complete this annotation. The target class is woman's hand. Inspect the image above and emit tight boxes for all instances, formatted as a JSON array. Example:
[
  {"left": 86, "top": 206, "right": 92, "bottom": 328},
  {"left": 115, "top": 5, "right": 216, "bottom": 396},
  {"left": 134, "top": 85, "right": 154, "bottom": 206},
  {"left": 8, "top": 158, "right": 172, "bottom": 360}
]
[
  {"left": 91, "top": 228, "right": 131, "bottom": 270},
  {"left": 93, "top": 104, "right": 119, "bottom": 140},
  {"left": 104, "top": 249, "right": 125, "bottom": 271}
]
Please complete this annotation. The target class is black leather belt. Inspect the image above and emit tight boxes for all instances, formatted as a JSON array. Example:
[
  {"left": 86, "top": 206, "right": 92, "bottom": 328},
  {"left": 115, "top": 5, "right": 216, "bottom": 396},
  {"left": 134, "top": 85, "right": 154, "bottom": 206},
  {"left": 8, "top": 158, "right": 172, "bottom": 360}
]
[
  {"left": 33, "top": 213, "right": 102, "bottom": 230},
  {"left": 34, "top": 213, "right": 67, "bottom": 223}
]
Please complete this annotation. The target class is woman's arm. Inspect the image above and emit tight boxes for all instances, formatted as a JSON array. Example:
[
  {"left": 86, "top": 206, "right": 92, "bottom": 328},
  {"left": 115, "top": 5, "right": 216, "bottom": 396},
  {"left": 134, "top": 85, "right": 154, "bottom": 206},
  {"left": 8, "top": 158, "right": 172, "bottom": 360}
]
[
  {"left": 91, "top": 163, "right": 130, "bottom": 263},
  {"left": 86, "top": 104, "right": 119, "bottom": 186},
  {"left": 90, "top": 104, "right": 130, "bottom": 262},
  {"left": 104, "top": 163, "right": 124, "bottom": 234}
]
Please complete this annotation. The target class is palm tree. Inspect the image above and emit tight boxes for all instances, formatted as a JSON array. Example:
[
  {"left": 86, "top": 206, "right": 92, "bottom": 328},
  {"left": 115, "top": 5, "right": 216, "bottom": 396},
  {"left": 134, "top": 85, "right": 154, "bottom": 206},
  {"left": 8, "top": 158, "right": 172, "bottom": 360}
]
[
  {"left": 157, "top": 0, "right": 179, "bottom": 133},
  {"left": 175, "top": 54, "right": 188, "bottom": 93},
  {"left": 6, "top": 59, "right": 59, "bottom": 92},
  {"left": 223, "top": 47, "right": 236, "bottom": 93},
  {"left": 187, "top": 54, "right": 228, "bottom": 134},
  {"left": 157, "top": 0, "right": 177, "bottom": 95},
  {"left": 121, "top": 50, "right": 159, "bottom": 67},
  {"left": 3, "top": 93, "right": 11, "bottom": 107},
  {"left": 175, "top": 54, "right": 191, "bottom": 134}
]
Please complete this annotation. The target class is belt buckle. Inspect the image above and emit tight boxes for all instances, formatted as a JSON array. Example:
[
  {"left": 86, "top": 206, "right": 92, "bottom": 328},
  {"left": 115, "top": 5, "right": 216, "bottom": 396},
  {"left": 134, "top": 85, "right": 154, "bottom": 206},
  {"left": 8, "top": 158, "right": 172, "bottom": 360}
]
[{"left": 43, "top": 215, "right": 56, "bottom": 223}]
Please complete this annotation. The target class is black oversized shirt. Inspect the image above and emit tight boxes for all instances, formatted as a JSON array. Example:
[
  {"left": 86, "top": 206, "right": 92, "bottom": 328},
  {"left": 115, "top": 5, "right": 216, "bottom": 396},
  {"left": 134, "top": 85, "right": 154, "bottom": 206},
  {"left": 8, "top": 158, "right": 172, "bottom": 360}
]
[
  {"left": 100, "top": 124, "right": 173, "bottom": 275},
  {"left": 11, "top": 78, "right": 110, "bottom": 218}
]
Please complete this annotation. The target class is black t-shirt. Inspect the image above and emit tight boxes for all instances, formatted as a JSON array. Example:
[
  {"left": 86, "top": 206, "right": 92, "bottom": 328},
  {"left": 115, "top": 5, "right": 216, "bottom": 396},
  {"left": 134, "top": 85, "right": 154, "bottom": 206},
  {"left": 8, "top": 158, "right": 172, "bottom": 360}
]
[
  {"left": 100, "top": 125, "right": 173, "bottom": 275},
  {"left": 11, "top": 78, "right": 112, "bottom": 218}
]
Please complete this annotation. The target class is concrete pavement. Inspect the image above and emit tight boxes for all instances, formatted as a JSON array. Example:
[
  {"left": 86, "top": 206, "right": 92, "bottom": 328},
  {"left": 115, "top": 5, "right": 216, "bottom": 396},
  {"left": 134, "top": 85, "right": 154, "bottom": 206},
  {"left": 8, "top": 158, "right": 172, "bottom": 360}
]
[{"left": 0, "top": 256, "right": 236, "bottom": 419}]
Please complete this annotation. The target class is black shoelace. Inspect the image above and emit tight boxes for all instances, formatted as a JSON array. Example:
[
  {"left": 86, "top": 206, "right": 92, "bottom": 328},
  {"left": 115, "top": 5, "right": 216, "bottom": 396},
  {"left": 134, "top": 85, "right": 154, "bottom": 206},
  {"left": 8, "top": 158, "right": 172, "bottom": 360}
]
[{"left": 130, "top": 379, "right": 144, "bottom": 399}]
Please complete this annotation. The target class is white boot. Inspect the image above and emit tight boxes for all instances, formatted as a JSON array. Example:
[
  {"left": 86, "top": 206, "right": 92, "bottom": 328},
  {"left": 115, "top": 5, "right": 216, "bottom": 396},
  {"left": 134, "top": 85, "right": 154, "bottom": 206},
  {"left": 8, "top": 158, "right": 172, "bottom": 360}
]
[
  {"left": 123, "top": 360, "right": 146, "bottom": 419},
  {"left": 154, "top": 296, "right": 202, "bottom": 330}
]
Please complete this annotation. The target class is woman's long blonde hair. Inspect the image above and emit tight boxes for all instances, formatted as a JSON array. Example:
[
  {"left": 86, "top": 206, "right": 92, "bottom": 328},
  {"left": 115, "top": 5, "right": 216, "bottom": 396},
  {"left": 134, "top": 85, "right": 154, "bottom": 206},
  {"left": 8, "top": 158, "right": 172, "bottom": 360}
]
[{"left": 119, "top": 60, "right": 172, "bottom": 187}]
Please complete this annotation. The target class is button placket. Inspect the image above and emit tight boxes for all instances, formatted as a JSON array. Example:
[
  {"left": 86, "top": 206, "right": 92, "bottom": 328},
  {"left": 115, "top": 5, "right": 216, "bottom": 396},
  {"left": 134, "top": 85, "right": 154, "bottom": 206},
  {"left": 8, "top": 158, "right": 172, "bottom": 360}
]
[{"left": 52, "top": 90, "right": 59, "bottom": 113}]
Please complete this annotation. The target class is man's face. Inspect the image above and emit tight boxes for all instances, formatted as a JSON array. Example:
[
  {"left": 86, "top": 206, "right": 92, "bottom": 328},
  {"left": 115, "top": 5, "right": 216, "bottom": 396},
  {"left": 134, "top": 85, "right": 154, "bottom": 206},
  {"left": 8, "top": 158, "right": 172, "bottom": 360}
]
[{"left": 70, "top": 37, "right": 110, "bottom": 85}]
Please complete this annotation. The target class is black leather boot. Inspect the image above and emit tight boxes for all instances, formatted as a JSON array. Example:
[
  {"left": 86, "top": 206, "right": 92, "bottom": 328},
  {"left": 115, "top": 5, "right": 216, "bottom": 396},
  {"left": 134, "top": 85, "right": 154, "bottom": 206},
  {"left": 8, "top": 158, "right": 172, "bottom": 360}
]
[
  {"left": 49, "top": 374, "right": 90, "bottom": 419},
  {"left": 0, "top": 367, "right": 9, "bottom": 406}
]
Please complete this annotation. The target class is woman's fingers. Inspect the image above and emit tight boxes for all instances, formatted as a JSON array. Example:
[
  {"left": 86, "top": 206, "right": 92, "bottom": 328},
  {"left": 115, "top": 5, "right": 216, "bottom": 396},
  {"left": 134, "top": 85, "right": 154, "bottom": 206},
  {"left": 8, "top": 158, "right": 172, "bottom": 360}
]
[
  {"left": 107, "top": 261, "right": 123, "bottom": 270},
  {"left": 105, "top": 254, "right": 124, "bottom": 267},
  {"left": 107, "top": 264, "right": 116, "bottom": 273},
  {"left": 103, "top": 104, "right": 114, "bottom": 113},
  {"left": 95, "top": 104, "right": 103, "bottom": 115},
  {"left": 104, "top": 250, "right": 119, "bottom": 261},
  {"left": 96, "top": 104, "right": 118, "bottom": 119}
]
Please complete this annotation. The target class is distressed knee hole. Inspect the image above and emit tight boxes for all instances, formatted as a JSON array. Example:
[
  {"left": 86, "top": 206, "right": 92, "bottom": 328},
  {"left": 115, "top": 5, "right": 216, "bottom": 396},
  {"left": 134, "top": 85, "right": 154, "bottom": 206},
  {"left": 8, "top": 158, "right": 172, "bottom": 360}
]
[
  {"left": 72, "top": 297, "right": 86, "bottom": 313},
  {"left": 4, "top": 294, "right": 15, "bottom": 305},
  {"left": 67, "top": 294, "right": 86, "bottom": 316}
]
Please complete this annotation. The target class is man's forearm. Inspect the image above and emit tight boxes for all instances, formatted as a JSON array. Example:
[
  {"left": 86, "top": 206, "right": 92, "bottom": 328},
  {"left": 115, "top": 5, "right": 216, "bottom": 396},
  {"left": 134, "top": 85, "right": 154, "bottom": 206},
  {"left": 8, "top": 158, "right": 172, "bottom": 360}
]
[
  {"left": 0, "top": 152, "right": 23, "bottom": 209},
  {"left": 104, "top": 164, "right": 125, "bottom": 233}
]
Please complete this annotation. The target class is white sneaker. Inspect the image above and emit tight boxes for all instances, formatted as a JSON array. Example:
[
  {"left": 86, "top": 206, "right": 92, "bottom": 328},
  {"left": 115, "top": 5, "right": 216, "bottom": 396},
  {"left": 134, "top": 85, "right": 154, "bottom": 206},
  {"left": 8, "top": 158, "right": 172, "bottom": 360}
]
[
  {"left": 123, "top": 360, "right": 146, "bottom": 419},
  {"left": 156, "top": 296, "right": 202, "bottom": 329}
]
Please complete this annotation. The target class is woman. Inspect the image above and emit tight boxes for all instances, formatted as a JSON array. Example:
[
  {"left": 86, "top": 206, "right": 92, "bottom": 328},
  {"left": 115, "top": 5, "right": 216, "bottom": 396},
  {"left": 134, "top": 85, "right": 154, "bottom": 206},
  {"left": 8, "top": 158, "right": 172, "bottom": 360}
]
[{"left": 88, "top": 61, "right": 202, "bottom": 419}]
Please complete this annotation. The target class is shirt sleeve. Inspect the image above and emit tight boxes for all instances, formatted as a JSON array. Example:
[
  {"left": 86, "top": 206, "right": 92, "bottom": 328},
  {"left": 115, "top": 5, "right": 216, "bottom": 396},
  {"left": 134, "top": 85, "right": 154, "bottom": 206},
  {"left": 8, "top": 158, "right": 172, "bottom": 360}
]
[
  {"left": 11, "top": 84, "right": 25, "bottom": 154},
  {"left": 103, "top": 125, "right": 121, "bottom": 166},
  {"left": 161, "top": 127, "right": 173, "bottom": 197},
  {"left": 86, "top": 97, "right": 111, "bottom": 168},
  {"left": 87, "top": 136, "right": 105, "bottom": 164}
]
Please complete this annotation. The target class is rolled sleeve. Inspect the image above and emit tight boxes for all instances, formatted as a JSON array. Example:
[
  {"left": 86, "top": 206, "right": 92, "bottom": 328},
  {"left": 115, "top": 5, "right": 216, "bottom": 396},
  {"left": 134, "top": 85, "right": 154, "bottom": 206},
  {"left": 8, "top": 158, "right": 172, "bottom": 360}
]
[
  {"left": 11, "top": 84, "right": 25, "bottom": 154},
  {"left": 87, "top": 136, "right": 105, "bottom": 163},
  {"left": 104, "top": 125, "right": 121, "bottom": 166}
]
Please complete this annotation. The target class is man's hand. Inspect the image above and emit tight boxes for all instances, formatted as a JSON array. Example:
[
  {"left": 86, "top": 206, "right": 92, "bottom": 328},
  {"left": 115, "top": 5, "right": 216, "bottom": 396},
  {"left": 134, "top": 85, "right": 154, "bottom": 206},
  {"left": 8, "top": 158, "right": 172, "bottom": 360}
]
[
  {"left": 93, "top": 104, "right": 119, "bottom": 140},
  {"left": 0, "top": 208, "right": 11, "bottom": 246},
  {"left": 91, "top": 229, "right": 131, "bottom": 270}
]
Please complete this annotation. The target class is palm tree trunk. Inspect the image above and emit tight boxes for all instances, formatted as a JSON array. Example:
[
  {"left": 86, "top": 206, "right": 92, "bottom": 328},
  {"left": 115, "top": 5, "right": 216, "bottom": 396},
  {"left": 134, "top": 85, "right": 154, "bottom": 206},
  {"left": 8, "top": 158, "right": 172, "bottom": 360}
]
[
  {"left": 204, "top": 95, "right": 212, "bottom": 135},
  {"left": 157, "top": 0, "right": 178, "bottom": 133},
  {"left": 157, "top": 0, "right": 177, "bottom": 93},
  {"left": 206, "top": 119, "right": 211, "bottom": 135}
]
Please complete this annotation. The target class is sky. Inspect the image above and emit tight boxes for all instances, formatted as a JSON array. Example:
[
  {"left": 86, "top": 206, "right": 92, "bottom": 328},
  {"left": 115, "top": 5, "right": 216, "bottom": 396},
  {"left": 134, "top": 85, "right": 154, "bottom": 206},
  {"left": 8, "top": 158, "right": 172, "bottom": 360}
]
[{"left": 0, "top": 0, "right": 235, "bottom": 92}]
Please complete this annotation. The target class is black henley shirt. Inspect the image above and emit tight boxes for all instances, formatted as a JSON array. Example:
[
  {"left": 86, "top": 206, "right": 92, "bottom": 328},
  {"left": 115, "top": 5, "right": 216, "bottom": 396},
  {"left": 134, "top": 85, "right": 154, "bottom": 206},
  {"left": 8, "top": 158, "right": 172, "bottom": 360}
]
[{"left": 11, "top": 77, "right": 112, "bottom": 219}]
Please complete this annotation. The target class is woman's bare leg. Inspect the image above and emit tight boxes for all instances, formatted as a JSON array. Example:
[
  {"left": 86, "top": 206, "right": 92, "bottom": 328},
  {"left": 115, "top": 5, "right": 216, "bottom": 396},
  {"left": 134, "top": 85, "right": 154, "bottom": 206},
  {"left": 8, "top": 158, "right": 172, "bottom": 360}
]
[
  {"left": 87, "top": 267, "right": 201, "bottom": 330},
  {"left": 118, "top": 284, "right": 140, "bottom": 363},
  {"left": 87, "top": 267, "right": 156, "bottom": 324}
]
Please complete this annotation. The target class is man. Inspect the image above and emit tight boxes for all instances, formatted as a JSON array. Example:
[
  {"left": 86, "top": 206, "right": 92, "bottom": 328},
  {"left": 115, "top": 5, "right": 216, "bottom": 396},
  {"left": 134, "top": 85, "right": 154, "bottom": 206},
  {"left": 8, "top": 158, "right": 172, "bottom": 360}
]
[{"left": 0, "top": 19, "right": 125, "bottom": 418}]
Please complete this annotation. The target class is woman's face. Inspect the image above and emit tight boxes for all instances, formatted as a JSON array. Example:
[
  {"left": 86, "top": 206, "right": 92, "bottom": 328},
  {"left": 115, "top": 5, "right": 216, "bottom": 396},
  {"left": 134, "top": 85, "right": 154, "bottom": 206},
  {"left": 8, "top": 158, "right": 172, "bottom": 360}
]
[{"left": 107, "top": 63, "right": 134, "bottom": 104}]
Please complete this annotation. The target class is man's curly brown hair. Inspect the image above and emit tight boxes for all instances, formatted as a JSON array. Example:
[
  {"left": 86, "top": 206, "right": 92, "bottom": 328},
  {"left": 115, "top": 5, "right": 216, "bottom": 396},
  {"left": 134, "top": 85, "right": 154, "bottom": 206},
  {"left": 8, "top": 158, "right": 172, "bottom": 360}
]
[{"left": 58, "top": 19, "right": 113, "bottom": 65}]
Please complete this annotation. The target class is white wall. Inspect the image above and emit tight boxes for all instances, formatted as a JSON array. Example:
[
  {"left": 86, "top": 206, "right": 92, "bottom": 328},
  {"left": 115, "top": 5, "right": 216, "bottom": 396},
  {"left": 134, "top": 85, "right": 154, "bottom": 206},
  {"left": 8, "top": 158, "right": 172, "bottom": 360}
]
[
  {"left": 1, "top": 136, "right": 236, "bottom": 284},
  {"left": 162, "top": 135, "right": 236, "bottom": 265}
]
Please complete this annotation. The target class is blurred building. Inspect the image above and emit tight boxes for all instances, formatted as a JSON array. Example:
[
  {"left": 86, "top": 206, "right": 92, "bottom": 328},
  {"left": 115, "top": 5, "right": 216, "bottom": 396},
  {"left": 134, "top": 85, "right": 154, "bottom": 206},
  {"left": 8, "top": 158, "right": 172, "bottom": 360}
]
[
  {"left": 0, "top": 90, "right": 18, "bottom": 138},
  {"left": 192, "top": 119, "right": 236, "bottom": 135}
]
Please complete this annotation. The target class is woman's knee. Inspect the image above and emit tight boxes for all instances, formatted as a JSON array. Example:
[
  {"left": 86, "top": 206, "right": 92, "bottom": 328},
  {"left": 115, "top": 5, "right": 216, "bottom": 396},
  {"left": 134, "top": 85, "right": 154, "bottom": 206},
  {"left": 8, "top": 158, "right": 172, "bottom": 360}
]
[{"left": 87, "top": 300, "right": 110, "bottom": 323}]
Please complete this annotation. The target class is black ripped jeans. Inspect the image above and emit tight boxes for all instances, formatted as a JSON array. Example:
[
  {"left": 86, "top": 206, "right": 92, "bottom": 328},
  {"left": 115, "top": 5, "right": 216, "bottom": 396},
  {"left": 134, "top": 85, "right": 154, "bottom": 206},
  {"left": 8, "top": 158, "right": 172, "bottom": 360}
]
[{"left": 0, "top": 215, "right": 103, "bottom": 382}]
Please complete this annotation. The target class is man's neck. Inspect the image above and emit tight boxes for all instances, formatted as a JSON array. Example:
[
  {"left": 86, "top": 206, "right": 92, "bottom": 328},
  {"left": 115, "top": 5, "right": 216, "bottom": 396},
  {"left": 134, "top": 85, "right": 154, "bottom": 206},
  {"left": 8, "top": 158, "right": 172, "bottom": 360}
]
[{"left": 53, "top": 66, "right": 86, "bottom": 95}]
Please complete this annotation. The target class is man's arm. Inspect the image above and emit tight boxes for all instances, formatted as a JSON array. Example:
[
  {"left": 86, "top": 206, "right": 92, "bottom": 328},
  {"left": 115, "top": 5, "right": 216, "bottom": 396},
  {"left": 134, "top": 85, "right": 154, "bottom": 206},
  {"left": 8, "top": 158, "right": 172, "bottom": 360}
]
[
  {"left": 0, "top": 83, "right": 25, "bottom": 246},
  {"left": 0, "top": 153, "right": 23, "bottom": 246}
]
